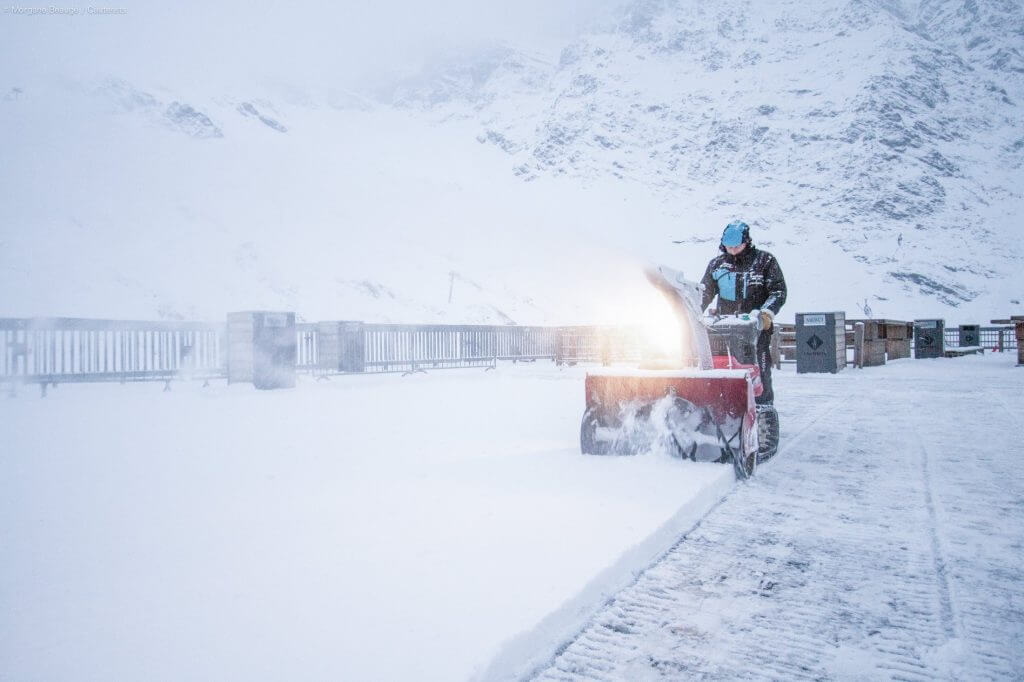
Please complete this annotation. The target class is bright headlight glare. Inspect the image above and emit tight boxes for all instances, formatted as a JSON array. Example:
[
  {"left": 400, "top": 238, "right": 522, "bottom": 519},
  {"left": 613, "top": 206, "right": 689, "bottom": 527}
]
[{"left": 639, "top": 295, "right": 683, "bottom": 357}]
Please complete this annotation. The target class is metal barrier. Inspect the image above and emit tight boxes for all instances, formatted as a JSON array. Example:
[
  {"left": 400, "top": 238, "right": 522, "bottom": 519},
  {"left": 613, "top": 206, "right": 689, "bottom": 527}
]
[
  {"left": 10, "top": 314, "right": 1012, "bottom": 393},
  {"left": 361, "top": 324, "right": 561, "bottom": 373},
  {"left": 1, "top": 318, "right": 223, "bottom": 392},
  {"left": 0, "top": 318, "right": 602, "bottom": 387},
  {"left": 555, "top": 326, "right": 647, "bottom": 365},
  {"left": 496, "top": 326, "right": 562, "bottom": 362},
  {"left": 943, "top": 326, "right": 1017, "bottom": 351},
  {"left": 296, "top": 323, "right": 318, "bottom": 372},
  {"left": 556, "top": 326, "right": 602, "bottom": 365},
  {"left": 365, "top": 325, "right": 494, "bottom": 373}
]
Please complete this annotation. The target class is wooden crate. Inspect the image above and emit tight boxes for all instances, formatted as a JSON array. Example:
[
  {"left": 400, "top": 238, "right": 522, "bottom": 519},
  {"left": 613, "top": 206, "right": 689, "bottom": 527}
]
[
  {"left": 884, "top": 322, "right": 910, "bottom": 340},
  {"left": 779, "top": 325, "right": 796, "bottom": 361},
  {"left": 863, "top": 339, "right": 887, "bottom": 366},
  {"left": 886, "top": 338, "right": 912, "bottom": 360}
]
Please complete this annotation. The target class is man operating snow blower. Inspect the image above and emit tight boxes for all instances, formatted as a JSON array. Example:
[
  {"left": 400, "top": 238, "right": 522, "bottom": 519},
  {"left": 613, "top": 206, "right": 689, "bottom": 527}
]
[
  {"left": 578, "top": 224, "right": 785, "bottom": 477},
  {"left": 700, "top": 220, "right": 787, "bottom": 406},
  {"left": 578, "top": 220, "right": 787, "bottom": 477}
]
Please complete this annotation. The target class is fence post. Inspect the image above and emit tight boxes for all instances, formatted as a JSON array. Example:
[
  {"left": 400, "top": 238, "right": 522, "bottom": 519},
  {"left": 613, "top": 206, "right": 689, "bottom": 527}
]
[
  {"left": 771, "top": 326, "right": 781, "bottom": 369},
  {"left": 854, "top": 322, "right": 865, "bottom": 369},
  {"left": 998, "top": 330, "right": 1004, "bottom": 353}
]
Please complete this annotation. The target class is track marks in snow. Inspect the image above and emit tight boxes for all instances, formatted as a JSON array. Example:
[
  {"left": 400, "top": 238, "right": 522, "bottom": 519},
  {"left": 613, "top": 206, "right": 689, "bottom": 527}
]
[
  {"left": 533, "top": 377, "right": 1023, "bottom": 680},
  {"left": 990, "top": 390, "right": 1024, "bottom": 433},
  {"left": 913, "top": 427, "right": 959, "bottom": 645},
  {"left": 912, "top": 389, "right": 1024, "bottom": 680},
  {"left": 772, "top": 392, "right": 845, "bottom": 460}
]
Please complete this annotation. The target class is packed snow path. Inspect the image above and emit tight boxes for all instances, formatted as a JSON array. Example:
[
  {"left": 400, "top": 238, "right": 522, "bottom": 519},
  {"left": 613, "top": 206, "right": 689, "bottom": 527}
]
[{"left": 531, "top": 357, "right": 1023, "bottom": 680}]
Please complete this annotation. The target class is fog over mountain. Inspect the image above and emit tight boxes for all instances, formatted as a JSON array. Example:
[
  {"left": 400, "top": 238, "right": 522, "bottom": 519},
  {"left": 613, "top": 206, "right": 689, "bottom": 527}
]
[{"left": 2, "top": 0, "right": 1021, "bottom": 324}]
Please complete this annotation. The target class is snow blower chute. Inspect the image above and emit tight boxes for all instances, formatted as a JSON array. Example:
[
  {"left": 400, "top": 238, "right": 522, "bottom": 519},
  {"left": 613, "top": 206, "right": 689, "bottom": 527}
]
[{"left": 579, "top": 266, "right": 778, "bottom": 479}]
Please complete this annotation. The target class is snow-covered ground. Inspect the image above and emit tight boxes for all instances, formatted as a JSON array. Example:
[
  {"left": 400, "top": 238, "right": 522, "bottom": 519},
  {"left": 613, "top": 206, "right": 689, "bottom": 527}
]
[
  {"left": 0, "top": 365, "right": 732, "bottom": 681},
  {"left": 2, "top": 352, "right": 1022, "bottom": 681}
]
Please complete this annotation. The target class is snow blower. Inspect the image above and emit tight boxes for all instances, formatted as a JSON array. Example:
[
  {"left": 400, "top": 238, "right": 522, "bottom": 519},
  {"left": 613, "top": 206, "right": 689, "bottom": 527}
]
[{"left": 579, "top": 265, "right": 779, "bottom": 479}]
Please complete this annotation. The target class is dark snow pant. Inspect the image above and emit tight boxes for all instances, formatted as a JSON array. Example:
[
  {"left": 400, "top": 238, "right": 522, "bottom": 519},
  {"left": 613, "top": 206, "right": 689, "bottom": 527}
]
[{"left": 756, "top": 331, "right": 774, "bottom": 406}]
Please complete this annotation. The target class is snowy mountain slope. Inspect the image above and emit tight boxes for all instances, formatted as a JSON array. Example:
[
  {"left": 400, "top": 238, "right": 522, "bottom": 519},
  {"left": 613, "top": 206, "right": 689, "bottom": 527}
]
[
  {"left": 0, "top": 76, "right": 656, "bottom": 324},
  {"left": 1, "top": 0, "right": 1022, "bottom": 324},
  {"left": 439, "top": 0, "right": 1024, "bottom": 314}
]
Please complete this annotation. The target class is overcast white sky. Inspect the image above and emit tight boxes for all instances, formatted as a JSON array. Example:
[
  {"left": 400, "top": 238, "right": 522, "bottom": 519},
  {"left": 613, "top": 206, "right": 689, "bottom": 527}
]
[{"left": 1, "top": 1, "right": 624, "bottom": 91}]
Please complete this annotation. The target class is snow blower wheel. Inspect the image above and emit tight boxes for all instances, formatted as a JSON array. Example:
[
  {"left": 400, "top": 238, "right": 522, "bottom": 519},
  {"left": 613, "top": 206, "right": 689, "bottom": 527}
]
[
  {"left": 580, "top": 407, "right": 613, "bottom": 455},
  {"left": 710, "top": 416, "right": 756, "bottom": 480},
  {"left": 756, "top": 405, "right": 779, "bottom": 463},
  {"left": 737, "top": 433, "right": 758, "bottom": 479}
]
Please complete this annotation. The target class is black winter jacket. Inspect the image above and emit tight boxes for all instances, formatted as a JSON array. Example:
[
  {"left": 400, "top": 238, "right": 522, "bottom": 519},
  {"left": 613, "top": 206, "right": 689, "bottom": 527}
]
[{"left": 700, "top": 245, "right": 787, "bottom": 315}]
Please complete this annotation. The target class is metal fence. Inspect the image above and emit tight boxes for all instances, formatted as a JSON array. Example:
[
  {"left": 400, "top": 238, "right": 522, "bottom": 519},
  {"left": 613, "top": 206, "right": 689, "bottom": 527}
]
[
  {"left": 555, "top": 326, "right": 648, "bottom": 365},
  {"left": 305, "top": 324, "right": 641, "bottom": 374},
  {"left": 0, "top": 317, "right": 624, "bottom": 388},
  {"left": 943, "top": 326, "right": 1017, "bottom": 351},
  {"left": 296, "top": 323, "right": 318, "bottom": 371},
  {"left": 1, "top": 318, "right": 223, "bottom": 392},
  {"left": 6, "top": 315, "right": 1014, "bottom": 392},
  {"left": 363, "top": 326, "right": 478, "bottom": 372},
  {"left": 362, "top": 324, "right": 558, "bottom": 373}
]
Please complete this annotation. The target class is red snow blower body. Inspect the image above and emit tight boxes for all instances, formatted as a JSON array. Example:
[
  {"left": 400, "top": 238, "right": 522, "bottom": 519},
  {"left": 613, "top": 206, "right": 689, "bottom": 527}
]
[{"left": 579, "top": 267, "right": 769, "bottom": 479}]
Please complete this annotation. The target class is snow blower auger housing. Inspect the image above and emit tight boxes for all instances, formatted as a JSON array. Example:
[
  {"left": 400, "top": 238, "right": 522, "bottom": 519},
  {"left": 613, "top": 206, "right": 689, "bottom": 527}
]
[
  {"left": 581, "top": 366, "right": 759, "bottom": 478},
  {"left": 578, "top": 266, "right": 769, "bottom": 480}
]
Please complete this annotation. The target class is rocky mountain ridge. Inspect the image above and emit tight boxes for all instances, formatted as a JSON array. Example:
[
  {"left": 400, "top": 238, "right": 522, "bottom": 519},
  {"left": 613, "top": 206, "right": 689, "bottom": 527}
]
[{"left": 391, "top": 0, "right": 1023, "bottom": 310}]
